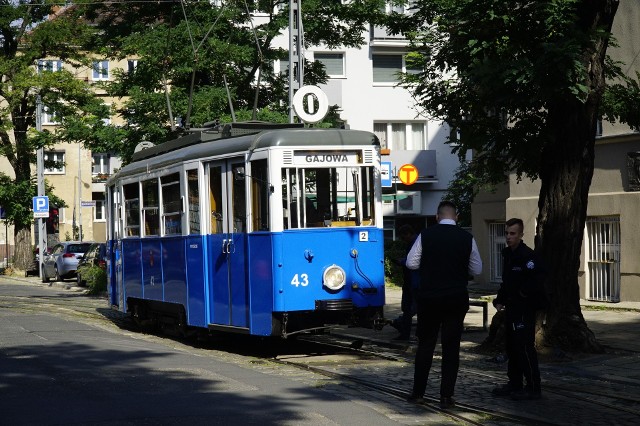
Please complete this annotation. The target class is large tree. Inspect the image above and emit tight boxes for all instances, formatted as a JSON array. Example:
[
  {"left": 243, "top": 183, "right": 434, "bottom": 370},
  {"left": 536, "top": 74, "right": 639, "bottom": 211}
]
[
  {"left": 81, "top": 0, "right": 387, "bottom": 162},
  {"left": 0, "top": 1, "right": 112, "bottom": 271},
  {"left": 388, "top": 0, "right": 640, "bottom": 352}
]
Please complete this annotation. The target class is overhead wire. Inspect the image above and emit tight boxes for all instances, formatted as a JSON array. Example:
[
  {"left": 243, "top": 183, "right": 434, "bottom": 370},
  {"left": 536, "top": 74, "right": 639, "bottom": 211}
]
[
  {"left": 181, "top": 0, "right": 227, "bottom": 129},
  {"left": 243, "top": 0, "right": 263, "bottom": 121}
]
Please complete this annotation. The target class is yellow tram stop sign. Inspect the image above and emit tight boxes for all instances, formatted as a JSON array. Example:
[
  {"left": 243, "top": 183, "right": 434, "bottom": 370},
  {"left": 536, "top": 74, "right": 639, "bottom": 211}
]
[{"left": 398, "top": 164, "right": 419, "bottom": 185}]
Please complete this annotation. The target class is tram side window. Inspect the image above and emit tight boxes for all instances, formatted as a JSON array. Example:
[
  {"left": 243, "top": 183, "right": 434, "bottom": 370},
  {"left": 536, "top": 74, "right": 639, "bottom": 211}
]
[
  {"left": 162, "top": 173, "right": 182, "bottom": 235},
  {"left": 282, "top": 168, "right": 321, "bottom": 229},
  {"left": 123, "top": 183, "right": 140, "bottom": 237},
  {"left": 231, "top": 164, "right": 247, "bottom": 233},
  {"left": 282, "top": 166, "right": 375, "bottom": 229},
  {"left": 251, "top": 159, "right": 270, "bottom": 231},
  {"left": 187, "top": 170, "right": 200, "bottom": 234},
  {"left": 362, "top": 167, "right": 376, "bottom": 226},
  {"left": 142, "top": 178, "right": 160, "bottom": 236}
]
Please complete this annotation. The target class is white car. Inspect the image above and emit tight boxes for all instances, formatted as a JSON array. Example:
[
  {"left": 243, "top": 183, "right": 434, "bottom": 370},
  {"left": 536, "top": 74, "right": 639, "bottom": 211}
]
[{"left": 41, "top": 241, "right": 94, "bottom": 283}]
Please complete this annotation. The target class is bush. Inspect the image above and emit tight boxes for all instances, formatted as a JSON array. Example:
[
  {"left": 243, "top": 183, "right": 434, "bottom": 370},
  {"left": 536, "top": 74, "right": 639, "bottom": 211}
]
[
  {"left": 384, "top": 239, "right": 407, "bottom": 287},
  {"left": 78, "top": 264, "right": 107, "bottom": 295}
]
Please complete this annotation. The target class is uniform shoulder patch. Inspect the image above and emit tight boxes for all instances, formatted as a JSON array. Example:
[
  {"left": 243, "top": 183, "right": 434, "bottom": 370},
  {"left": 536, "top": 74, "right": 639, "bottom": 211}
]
[{"left": 526, "top": 260, "right": 535, "bottom": 270}]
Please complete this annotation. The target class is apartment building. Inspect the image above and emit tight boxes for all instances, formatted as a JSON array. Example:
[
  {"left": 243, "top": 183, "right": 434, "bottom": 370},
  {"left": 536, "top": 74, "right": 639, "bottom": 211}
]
[
  {"left": 471, "top": 1, "right": 640, "bottom": 303},
  {"left": 0, "top": 58, "right": 126, "bottom": 247}
]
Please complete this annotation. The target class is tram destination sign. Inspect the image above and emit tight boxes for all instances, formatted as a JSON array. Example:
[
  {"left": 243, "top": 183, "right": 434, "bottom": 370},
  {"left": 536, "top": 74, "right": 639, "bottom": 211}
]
[{"left": 294, "top": 151, "right": 360, "bottom": 165}]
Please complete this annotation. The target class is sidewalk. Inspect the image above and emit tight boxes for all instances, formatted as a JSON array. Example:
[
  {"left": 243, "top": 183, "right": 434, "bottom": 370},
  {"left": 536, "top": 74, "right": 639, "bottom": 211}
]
[{"left": 378, "top": 284, "right": 640, "bottom": 351}]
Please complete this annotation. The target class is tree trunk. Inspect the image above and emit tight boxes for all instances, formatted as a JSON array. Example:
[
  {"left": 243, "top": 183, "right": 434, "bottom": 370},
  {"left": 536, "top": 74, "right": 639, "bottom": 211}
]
[
  {"left": 536, "top": 0, "right": 618, "bottom": 353},
  {"left": 13, "top": 227, "right": 34, "bottom": 272}
]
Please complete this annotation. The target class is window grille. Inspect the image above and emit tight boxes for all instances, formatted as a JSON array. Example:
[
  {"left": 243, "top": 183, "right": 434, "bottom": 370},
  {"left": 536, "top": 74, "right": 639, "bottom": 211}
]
[
  {"left": 489, "top": 222, "right": 505, "bottom": 283},
  {"left": 586, "top": 216, "right": 620, "bottom": 302}
]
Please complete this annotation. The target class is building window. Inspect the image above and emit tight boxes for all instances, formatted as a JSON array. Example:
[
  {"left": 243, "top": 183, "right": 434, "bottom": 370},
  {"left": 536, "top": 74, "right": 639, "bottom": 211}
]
[
  {"left": 37, "top": 60, "right": 63, "bottom": 73},
  {"left": 315, "top": 52, "right": 345, "bottom": 78},
  {"left": 44, "top": 151, "right": 65, "bottom": 174},
  {"left": 127, "top": 59, "right": 138, "bottom": 74},
  {"left": 42, "top": 105, "right": 58, "bottom": 125},
  {"left": 93, "top": 192, "right": 105, "bottom": 221},
  {"left": 383, "top": 218, "right": 395, "bottom": 241},
  {"left": 373, "top": 54, "right": 402, "bottom": 83},
  {"left": 383, "top": 0, "right": 405, "bottom": 14},
  {"left": 92, "top": 60, "right": 110, "bottom": 80},
  {"left": 372, "top": 54, "right": 421, "bottom": 84},
  {"left": 278, "top": 58, "right": 289, "bottom": 75},
  {"left": 488, "top": 222, "right": 505, "bottom": 283},
  {"left": 92, "top": 153, "right": 110, "bottom": 176},
  {"left": 373, "top": 122, "right": 426, "bottom": 150},
  {"left": 586, "top": 216, "right": 621, "bottom": 302}
]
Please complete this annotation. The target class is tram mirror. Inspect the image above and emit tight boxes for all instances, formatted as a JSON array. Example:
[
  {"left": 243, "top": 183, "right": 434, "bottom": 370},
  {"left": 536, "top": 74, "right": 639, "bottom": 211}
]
[{"left": 234, "top": 167, "right": 246, "bottom": 180}]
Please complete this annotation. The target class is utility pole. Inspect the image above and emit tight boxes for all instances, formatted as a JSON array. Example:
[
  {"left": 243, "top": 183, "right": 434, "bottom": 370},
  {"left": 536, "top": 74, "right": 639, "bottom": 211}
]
[
  {"left": 288, "top": 0, "right": 304, "bottom": 123},
  {"left": 78, "top": 144, "right": 83, "bottom": 241},
  {"left": 36, "top": 95, "right": 47, "bottom": 274}
]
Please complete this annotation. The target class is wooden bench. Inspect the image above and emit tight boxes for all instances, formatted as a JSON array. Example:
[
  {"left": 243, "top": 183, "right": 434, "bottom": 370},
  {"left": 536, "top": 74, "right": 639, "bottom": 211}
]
[{"left": 469, "top": 298, "right": 490, "bottom": 330}]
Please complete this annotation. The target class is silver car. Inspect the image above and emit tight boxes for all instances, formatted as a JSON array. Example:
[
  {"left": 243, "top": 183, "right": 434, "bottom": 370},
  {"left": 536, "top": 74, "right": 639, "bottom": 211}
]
[{"left": 41, "top": 241, "right": 94, "bottom": 283}]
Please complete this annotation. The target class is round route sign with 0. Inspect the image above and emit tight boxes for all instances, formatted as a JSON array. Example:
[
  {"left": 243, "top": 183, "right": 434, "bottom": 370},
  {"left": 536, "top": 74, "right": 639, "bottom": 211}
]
[{"left": 292, "top": 85, "right": 329, "bottom": 123}]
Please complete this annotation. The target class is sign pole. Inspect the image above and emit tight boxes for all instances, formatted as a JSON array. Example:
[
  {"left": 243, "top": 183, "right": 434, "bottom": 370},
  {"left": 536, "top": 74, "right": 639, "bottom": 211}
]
[{"left": 36, "top": 95, "right": 47, "bottom": 274}]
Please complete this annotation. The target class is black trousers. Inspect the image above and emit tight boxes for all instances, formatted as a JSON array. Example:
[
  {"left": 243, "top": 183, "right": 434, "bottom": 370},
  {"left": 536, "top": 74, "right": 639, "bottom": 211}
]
[
  {"left": 505, "top": 309, "right": 541, "bottom": 392},
  {"left": 412, "top": 291, "right": 469, "bottom": 398}
]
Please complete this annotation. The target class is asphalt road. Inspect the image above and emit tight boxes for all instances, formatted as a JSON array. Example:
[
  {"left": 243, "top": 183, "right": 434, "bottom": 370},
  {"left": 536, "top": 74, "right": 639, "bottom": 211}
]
[{"left": 0, "top": 277, "right": 404, "bottom": 426}]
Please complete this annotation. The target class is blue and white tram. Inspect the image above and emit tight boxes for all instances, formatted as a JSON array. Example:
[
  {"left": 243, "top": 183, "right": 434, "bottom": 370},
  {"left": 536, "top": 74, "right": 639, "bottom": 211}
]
[{"left": 106, "top": 122, "right": 386, "bottom": 337}]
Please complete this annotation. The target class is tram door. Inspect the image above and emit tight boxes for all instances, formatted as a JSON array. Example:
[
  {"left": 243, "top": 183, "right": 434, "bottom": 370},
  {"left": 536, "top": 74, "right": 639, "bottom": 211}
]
[{"left": 206, "top": 160, "right": 249, "bottom": 328}]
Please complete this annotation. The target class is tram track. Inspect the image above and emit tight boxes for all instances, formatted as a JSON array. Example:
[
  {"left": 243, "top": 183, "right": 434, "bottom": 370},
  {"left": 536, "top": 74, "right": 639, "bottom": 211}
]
[
  {"left": 280, "top": 335, "right": 561, "bottom": 425},
  {"left": 4, "top": 287, "right": 640, "bottom": 424},
  {"left": 292, "top": 332, "right": 640, "bottom": 425}
]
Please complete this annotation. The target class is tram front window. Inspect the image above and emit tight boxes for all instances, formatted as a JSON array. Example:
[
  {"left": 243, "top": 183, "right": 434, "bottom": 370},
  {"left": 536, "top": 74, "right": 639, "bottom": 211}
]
[{"left": 282, "top": 166, "right": 375, "bottom": 229}]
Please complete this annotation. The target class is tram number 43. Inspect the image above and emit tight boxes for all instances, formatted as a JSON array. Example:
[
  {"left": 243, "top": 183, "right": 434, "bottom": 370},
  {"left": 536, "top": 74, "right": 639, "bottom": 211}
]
[{"left": 291, "top": 274, "right": 309, "bottom": 287}]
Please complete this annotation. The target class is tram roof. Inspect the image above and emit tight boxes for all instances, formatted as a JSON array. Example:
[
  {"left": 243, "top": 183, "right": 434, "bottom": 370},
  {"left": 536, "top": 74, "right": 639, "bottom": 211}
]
[{"left": 112, "top": 127, "right": 380, "bottom": 181}]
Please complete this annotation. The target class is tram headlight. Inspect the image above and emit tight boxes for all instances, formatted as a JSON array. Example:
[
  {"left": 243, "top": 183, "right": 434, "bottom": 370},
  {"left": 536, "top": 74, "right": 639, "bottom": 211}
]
[{"left": 323, "top": 265, "right": 346, "bottom": 291}]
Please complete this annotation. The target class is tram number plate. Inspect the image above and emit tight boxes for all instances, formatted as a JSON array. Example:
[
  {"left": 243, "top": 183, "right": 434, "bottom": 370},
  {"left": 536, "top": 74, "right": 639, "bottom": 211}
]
[
  {"left": 359, "top": 231, "right": 369, "bottom": 242},
  {"left": 291, "top": 274, "right": 309, "bottom": 287}
]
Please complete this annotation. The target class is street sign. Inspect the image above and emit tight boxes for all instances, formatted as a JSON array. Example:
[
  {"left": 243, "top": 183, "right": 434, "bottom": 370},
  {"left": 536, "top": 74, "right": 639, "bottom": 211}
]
[
  {"left": 381, "top": 162, "right": 392, "bottom": 187},
  {"left": 398, "top": 164, "right": 419, "bottom": 185},
  {"left": 0, "top": 206, "right": 5, "bottom": 219},
  {"left": 33, "top": 196, "right": 49, "bottom": 218},
  {"left": 81, "top": 201, "right": 96, "bottom": 207}
]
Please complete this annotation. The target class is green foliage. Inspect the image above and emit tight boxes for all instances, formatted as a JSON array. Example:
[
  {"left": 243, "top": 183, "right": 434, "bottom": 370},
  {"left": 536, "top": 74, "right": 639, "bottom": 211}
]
[
  {"left": 78, "top": 264, "right": 107, "bottom": 295},
  {"left": 78, "top": 0, "right": 386, "bottom": 163},
  {"left": 384, "top": 238, "right": 407, "bottom": 286},
  {"left": 387, "top": 0, "right": 640, "bottom": 185},
  {"left": 444, "top": 160, "right": 499, "bottom": 227},
  {"left": 0, "top": 2, "right": 115, "bottom": 269}
]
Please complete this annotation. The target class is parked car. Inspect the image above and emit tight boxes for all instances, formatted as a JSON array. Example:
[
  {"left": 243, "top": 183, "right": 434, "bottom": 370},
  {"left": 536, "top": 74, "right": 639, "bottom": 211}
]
[
  {"left": 76, "top": 242, "right": 107, "bottom": 287},
  {"left": 25, "top": 248, "right": 40, "bottom": 277},
  {"left": 41, "top": 241, "right": 94, "bottom": 283}
]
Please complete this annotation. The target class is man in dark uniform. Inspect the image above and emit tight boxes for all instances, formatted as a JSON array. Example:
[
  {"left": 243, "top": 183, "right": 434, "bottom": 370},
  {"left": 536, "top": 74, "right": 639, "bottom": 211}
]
[
  {"left": 405, "top": 201, "right": 482, "bottom": 408},
  {"left": 390, "top": 224, "right": 419, "bottom": 340},
  {"left": 492, "top": 218, "right": 545, "bottom": 400}
]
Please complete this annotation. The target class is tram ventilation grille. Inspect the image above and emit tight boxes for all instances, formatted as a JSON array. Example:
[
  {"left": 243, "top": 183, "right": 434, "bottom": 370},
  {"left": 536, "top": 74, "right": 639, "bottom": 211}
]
[
  {"left": 315, "top": 299, "right": 353, "bottom": 311},
  {"left": 283, "top": 151, "right": 293, "bottom": 164},
  {"left": 364, "top": 150, "right": 374, "bottom": 164}
]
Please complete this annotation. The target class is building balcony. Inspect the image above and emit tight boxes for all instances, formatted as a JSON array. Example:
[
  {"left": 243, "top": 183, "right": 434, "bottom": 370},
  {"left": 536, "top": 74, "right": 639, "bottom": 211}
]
[{"left": 92, "top": 173, "right": 110, "bottom": 183}]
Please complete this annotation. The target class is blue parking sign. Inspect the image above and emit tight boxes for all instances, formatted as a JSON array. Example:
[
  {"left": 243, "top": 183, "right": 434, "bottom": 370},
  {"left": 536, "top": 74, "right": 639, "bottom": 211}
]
[
  {"left": 381, "top": 162, "right": 392, "bottom": 188},
  {"left": 33, "top": 196, "right": 49, "bottom": 218}
]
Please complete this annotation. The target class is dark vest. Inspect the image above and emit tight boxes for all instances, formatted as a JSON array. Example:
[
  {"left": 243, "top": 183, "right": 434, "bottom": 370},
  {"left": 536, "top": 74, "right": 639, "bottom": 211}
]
[{"left": 418, "top": 223, "right": 472, "bottom": 298}]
